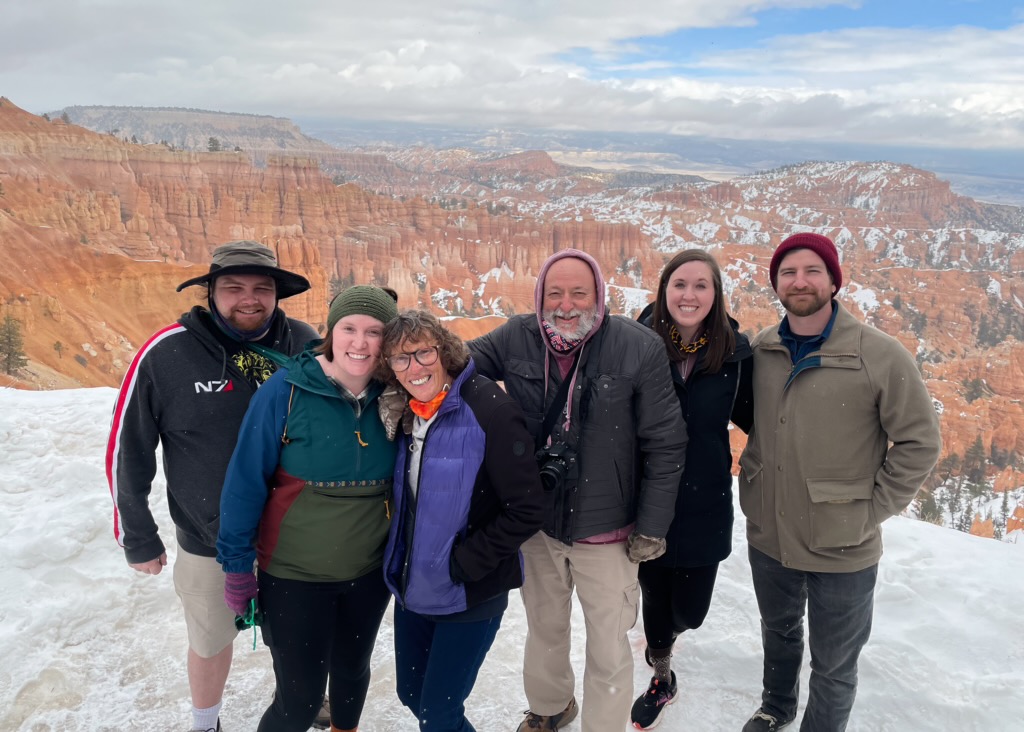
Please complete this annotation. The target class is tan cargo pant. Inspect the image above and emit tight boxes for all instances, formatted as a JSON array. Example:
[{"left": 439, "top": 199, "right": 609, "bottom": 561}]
[{"left": 520, "top": 532, "right": 640, "bottom": 732}]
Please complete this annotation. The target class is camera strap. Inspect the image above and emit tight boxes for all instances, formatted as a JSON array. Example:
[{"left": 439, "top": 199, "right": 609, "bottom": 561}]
[
  {"left": 538, "top": 323, "right": 606, "bottom": 449},
  {"left": 538, "top": 350, "right": 579, "bottom": 449}
]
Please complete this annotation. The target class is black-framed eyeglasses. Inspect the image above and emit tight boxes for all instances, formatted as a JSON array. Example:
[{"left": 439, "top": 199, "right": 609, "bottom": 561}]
[{"left": 386, "top": 346, "right": 440, "bottom": 372}]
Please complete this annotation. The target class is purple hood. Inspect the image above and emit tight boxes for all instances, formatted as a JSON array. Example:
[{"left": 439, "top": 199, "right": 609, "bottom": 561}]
[{"left": 534, "top": 248, "right": 607, "bottom": 357}]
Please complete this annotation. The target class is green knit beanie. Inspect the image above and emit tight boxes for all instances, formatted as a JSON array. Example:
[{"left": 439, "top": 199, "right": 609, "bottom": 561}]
[{"left": 327, "top": 285, "right": 398, "bottom": 331}]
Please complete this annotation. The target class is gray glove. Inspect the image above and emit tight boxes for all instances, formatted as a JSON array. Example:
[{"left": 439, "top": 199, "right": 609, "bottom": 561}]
[
  {"left": 377, "top": 386, "right": 408, "bottom": 441},
  {"left": 627, "top": 531, "right": 667, "bottom": 563}
]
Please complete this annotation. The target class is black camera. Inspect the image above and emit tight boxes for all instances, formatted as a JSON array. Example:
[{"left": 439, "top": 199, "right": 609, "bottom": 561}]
[{"left": 536, "top": 442, "right": 579, "bottom": 493}]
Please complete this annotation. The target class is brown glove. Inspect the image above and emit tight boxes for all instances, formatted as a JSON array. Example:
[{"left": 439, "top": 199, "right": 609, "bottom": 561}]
[
  {"left": 627, "top": 531, "right": 667, "bottom": 563},
  {"left": 377, "top": 386, "right": 408, "bottom": 441}
]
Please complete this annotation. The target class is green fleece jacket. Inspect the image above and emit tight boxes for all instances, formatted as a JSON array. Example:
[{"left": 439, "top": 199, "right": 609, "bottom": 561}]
[{"left": 217, "top": 349, "right": 397, "bottom": 581}]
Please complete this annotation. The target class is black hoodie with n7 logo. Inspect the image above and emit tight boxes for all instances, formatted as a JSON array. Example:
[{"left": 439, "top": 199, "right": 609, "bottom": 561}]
[{"left": 105, "top": 306, "right": 317, "bottom": 564}]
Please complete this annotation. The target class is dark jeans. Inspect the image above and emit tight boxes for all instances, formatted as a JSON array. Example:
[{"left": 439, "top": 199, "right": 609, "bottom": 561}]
[
  {"left": 748, "top": 546, "right": 877, "bottom": 732},
  {"left": 638, "top": 562, "right": 720, "bottom": 650},
  {"left": 256, "top": 569, "right": 391, "bottom": 732},
  {"left": 394, "top": 603, "right": 503, "bottom": 732}
]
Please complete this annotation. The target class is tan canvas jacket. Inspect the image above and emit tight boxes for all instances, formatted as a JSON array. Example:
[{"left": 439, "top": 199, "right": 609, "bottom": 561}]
[{"left": 739, "top": 303, "right": 942, "bottom": 572}]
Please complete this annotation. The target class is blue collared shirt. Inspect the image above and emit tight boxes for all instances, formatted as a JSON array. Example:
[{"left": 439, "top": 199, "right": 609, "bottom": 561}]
[{"left": 778, "top": 301, "right": 839, "bottom": 383}]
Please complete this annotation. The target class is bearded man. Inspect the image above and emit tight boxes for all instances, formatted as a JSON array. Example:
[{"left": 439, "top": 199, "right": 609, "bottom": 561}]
[
  {"left": 105, "top": 240, "right": 323, "bottom": 732},
  {"left": 738, "top": 233, "right": 941, "bottom": 732},
  {"left": 469, "top": 248, "right": 686, "bottom": 732}
]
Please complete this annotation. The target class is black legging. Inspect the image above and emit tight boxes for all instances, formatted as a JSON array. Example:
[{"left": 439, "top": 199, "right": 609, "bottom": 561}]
[
  {"left": 256, "top": 568, "right": 391, "bottom": 732},
  {"left": 638, "top": 562, "right": 720, "bottom": 650}
]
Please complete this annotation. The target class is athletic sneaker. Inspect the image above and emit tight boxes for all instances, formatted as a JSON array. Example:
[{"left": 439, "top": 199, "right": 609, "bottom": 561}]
[
  {"left": 311, "top": 696, "right": 330, "bottom": 730},
  {"left": 741, "top": 708, "right": 794, "bottom": 731},
  {"left": 630, "top": 671, "right": 677, "bottom": 730},
  {"left": 516, "top": 696, "right": 579, "bottom": 731},
  {"left": 188, "top": 719, "right": 221, "bottom": 732}
]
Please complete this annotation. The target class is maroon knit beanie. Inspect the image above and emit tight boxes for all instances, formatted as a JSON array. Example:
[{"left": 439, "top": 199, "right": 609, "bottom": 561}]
[{"left": 769, "top": 233, "right": 843, "bottom": 292}]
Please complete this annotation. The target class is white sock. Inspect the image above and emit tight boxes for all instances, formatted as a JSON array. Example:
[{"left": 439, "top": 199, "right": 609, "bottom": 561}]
[{"left": 192, "top": 701, "right": 222, "bottom": 731}]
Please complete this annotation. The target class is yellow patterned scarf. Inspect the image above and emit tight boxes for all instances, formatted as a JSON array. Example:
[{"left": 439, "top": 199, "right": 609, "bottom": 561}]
[
  {"left": 234, "top": 348, "right": 277, "bottom": 387},
  {"left": 668, "top": 325, "right": 708, "bottom": 354}
]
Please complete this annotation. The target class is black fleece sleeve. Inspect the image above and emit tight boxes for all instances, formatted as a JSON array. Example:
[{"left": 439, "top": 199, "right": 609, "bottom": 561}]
[{"left": 451, "top": 400, "right": 545, "bottom": 582}]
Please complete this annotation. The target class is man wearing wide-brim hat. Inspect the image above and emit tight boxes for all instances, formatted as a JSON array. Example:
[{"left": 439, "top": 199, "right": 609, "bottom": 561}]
[
  {"left": 106, "top": 240, "right": 322, "bottom": 732},
  {"left": 176, "top": 239, "right": 311, "bottom": 300}
]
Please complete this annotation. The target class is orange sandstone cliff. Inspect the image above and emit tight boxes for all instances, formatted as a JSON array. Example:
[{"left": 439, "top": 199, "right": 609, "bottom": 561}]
[{"left": 1, "top": 98, "right": 1023, "bottom": 500}]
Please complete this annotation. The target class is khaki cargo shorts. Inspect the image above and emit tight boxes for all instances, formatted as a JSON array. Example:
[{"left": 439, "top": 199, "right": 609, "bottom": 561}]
[{"left": 172, "top": 548, "right": 239, "bottom": 658}]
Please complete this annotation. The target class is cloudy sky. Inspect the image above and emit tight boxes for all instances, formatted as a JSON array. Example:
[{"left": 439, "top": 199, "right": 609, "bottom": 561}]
[{"left": 2, "top": 0, "right": 1022, "bottom": 149}]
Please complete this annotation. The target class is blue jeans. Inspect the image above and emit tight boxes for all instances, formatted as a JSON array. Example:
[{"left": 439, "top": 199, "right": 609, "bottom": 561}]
[
  {"left": 394, "top": 604, "right": 503, "bottom": 732},
  {"left": 748, "top": 546, "right": 877, "bottom": 732}
]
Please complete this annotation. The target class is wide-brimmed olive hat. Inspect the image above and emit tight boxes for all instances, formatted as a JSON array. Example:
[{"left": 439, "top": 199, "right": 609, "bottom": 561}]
[{"left": 176, "top": 240, "right": 311, "bottom": 299}]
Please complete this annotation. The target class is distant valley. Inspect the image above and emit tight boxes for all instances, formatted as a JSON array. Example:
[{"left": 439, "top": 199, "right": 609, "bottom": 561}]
[
  {"left": 55, "top": 104, "right": 1024, "bottom": 206},
  {"left": 3, "top": 98, "right": 1022, "bottom": 541}
]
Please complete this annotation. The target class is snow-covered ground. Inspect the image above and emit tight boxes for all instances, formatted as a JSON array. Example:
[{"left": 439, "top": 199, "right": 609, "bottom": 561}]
[{"left": 1, "top": 388, "right": 1022, "bottom": 731}]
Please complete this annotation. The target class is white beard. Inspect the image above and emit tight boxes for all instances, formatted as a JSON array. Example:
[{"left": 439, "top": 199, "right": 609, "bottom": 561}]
[{"left": 543, "top": 306, "right": 597, "bottom": 340}]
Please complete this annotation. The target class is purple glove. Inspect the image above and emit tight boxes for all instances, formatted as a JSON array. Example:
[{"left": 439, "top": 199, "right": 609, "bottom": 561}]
[{"left": 224, "top": 572, "right": 258, "bottom": 616}]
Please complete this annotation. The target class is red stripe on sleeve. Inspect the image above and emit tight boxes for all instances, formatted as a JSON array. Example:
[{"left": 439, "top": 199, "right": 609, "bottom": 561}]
[{"left": 104, "top": 323, "right": 185, "bottom": 547}]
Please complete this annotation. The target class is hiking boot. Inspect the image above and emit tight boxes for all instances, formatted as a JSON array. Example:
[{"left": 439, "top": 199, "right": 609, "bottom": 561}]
[
  {"left": 188, "top": 719, "right": 221, "bottom": 732},
  {"left": 516, "top": 696, "right": 579, "bottom": 731},
  {"left": 311, "top": 696, "right": 330, "bottom": 730},
  {"left": 630, "top": 671, "right": 677, "bottom": 730},
  {"left": 742, "top": 708, "right": 794, "bottom": 732}
]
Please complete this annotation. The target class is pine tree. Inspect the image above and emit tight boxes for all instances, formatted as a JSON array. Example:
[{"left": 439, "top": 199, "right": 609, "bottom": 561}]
[
  {"left": 948, "top": 479, "right": 968, "bottom": 531},
  {"left": 916, "top": 488, "right": 943, "bottom": 525},
  {"left": 997, "top": 490, "right": 1011, "bottom": 540},
  {"left": 963, "top": 378, "right": 985, "bottom": 404},
  {"left": 956, "top": 501, "right": 973, "bottom": 533},
  {"left": 0, "top": 315, "right": 29, "bottom": 374},
  {"left": 935, "top": 452, "right": 961, "bottom": 485},
  {"left": 964, "top": 436, "right": 987, "bottom": 485},
  {"left": 54, "top": 341, "right": 64, "bottom": 359}
]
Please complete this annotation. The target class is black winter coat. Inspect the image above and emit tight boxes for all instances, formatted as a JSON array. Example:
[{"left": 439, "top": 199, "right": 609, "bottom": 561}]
[
  {"left": 469, "top": 314, "right": 686, "bottom": 544},
  {"left": 639, "top": 308, "right": 753, "bottom": 567}
]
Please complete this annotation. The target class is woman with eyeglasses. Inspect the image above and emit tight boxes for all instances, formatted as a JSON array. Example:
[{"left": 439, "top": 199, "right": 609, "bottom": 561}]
[
  {"left": 379, "top": 309, "right": 545, "bottom": 732},
  {"left": 216, "top": 286, "right": 399, "bottom": 732}
]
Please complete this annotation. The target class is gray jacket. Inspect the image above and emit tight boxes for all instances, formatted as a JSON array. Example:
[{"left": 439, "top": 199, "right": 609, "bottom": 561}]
[{"left": 469, "top": 314, "right": 686, "bottom": 543}]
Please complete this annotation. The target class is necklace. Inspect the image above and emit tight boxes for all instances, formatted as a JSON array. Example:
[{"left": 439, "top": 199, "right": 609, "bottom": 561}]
[{"left": 679, "top": 351, "right": 696, "bottom": 382}]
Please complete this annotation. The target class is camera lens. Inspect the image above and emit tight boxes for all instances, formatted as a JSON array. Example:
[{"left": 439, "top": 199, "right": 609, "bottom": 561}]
[
  {"left": 539, "top": 457, "right": 567, "bottom": 492},
  {"left": 536, "top": 443, "right": 576, "bottom": 492}
]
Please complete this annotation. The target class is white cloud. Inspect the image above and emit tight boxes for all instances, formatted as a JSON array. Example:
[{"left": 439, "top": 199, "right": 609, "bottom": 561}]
[{"left": 0, "top": 2, "right": 1020, "bottom": 148}]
